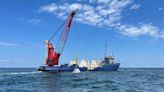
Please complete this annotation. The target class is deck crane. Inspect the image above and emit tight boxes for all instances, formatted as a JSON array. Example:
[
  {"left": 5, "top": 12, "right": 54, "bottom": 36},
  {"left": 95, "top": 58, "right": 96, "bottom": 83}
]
[{"left": 45, "top": 9, "right": 78, "bottom": 66}]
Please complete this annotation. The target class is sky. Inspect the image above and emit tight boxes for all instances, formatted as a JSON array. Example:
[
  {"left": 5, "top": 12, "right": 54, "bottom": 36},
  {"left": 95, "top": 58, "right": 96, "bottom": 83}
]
[{"left": 0, "top": 0, "right": 164, "bottom": 68}]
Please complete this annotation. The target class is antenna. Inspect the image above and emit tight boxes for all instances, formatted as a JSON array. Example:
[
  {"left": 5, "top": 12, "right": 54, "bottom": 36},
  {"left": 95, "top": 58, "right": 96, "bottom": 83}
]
[
  {"left": 75, "top": 51, "right": 78, "bottom": 65},
  {"left": 74, "top": 26, "right": 79, "bottom": 65},
  {"left": 104, "top": 41, "right": 108, "bottom": 57}
]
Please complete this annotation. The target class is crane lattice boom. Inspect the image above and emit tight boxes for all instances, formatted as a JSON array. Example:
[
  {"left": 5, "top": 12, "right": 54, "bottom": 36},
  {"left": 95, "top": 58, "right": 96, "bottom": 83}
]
[{"left": 45, "top": 9, "right": 78, "bottom": 66}]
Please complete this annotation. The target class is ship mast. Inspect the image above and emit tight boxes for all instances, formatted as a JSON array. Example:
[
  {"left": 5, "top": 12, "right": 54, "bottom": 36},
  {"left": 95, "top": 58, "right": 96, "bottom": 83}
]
[
  {"left": 75, "top": 52, "right": 78, "bottom": 65},
  {"left": 104, "top": 41, "right": 108, "bottom": 57}
]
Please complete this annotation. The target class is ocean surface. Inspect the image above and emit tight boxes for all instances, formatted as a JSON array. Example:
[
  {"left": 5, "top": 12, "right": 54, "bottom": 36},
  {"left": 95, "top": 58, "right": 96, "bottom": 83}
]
[{"left": 0, "top": 68, "right": 164, "bottom": 92}]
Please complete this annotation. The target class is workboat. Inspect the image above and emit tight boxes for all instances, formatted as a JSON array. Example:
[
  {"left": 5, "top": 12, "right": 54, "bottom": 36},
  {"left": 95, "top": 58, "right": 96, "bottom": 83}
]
[
  {"left": 88, "top": 41, "right": 120, "bottom": 71},
  {"left": 92, "top": 55, "right": 120, "bottom": 71}
]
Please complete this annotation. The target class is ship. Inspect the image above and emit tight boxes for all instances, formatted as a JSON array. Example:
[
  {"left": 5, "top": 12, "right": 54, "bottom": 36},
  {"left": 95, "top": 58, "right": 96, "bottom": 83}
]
[
  {"left": 92, "top": 55, "right": 120, "bottom": 71},
  {"left": 38, "top": 40, "right": 120, "bottom": 72},
  {"left": 38, "top": 55, "right": 120, "bottom": 72},
  {"left": 37, "top": 10, "right": 120, "bottom": 72}
]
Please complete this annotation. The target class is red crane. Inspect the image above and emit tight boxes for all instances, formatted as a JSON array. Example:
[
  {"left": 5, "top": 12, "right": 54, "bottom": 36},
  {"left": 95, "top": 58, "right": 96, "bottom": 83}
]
[{"left": 45, "top": 9, "right": 78, "bottom": 66}]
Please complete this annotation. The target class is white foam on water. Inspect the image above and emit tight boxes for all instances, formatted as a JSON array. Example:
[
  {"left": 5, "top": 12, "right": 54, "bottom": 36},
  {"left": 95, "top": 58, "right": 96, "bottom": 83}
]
[
  {"left": 0, "top": 71, "right": 41, "bottom": 76},
  {"left": 72, "top": 68, "right": 81, "bottom": 74}
]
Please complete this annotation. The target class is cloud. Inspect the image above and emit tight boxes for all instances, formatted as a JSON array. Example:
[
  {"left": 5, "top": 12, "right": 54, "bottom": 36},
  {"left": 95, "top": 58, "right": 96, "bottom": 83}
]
[
  {"left": 97, "top": 0, "right": 111, "bottom": 4},
  {"left": 20, "top": 17, "right": 41, "bottom": 25},
  {"left": 0, "top": 42, "right": 20, "bottom": 47},
  {"left": 130, "top": 4, "right": 140, "bottom": 10},
  {"left": 118, "top": 24, "right": 161, "bottom": 37},
  {"left": 118, "top": 24, "right": 164, "bottom": 38},
  {"left": 39, "top": 0, "right": 164, "bottom": 39},
  {"left": 159, "top": 31, "right": 164, "bottom": 38},
  {"left": 27, "top": 18, "right": 41, "bottom": 25},
  {"left": 158, "top": 7, "right": 163, "bottom": 11},
  {"left": 39, "top": 3, "right": 58, "bottom": 13},
  {"left": 40, "top": 0, "right": 132, "bottom": 27}
]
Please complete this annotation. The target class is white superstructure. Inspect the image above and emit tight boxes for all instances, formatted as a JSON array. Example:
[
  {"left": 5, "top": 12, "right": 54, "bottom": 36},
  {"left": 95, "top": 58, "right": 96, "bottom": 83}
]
[
  {"left": 69, "top": 60, "right": 78, "bottom": 66},
  {"left": 90, "top": 60, "right": 100, "bottom": 70},
  {"left": 79, "top": 60, "right": 90, "bottom": 68}
]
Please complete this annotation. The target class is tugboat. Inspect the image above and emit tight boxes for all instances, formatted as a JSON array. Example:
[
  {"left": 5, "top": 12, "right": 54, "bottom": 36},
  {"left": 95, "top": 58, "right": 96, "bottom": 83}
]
[
  {"left": 100, "top": 55, "right": 120, "bottom": 71},
  {"left": 91, "top": 55, "right": 120, "bottom": 71},
  {"left": 92, "top": 42, "right": 120, "bottom": 71}
]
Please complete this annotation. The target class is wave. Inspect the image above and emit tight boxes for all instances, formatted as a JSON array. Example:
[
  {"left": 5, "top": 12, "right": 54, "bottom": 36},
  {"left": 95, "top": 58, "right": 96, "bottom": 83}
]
[{"left": 0, "top": 71, "right": 41, "bottom": 76}]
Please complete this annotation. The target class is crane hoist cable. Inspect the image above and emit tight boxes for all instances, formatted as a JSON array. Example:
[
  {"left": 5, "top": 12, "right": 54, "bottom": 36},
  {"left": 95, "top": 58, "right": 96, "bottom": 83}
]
[
  {"left": 48, "top": 18, "right": 67, "bottom": 42},
  {"left": 45, "top": 9, "right": 78, "bottom": 66}
]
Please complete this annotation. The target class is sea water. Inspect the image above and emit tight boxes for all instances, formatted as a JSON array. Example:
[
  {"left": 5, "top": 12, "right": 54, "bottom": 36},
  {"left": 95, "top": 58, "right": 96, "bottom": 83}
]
[{"left": 0, "top": 68, "right": 164, "bottom": 92}]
